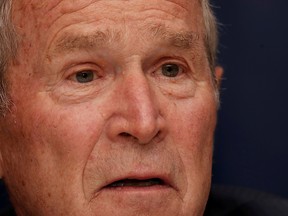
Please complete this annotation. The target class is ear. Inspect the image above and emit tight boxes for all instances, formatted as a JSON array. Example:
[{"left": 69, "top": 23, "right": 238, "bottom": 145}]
[{"left": 214, "top": 66, "right": 224, "bottom": 89}]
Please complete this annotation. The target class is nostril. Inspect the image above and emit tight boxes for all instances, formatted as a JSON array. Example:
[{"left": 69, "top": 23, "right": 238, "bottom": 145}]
[
  {"left": 119, "top": 132, "right": 139, "bottom": 142},
  {"left": 155, "top": 131, "right": 161, "bottom": 138},
  {"left": 120, "top": 132, "right": 132, "bottom": 137},
  {"left": 119, "top": 130, "right": 162, "bottom": 144}
]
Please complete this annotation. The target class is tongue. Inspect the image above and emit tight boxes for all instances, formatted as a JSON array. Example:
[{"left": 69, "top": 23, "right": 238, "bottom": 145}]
[{"left": 109, "top": 178, "right": 163, "bottom": 187}]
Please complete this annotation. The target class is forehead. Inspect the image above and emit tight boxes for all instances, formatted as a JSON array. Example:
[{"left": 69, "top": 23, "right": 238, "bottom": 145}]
[
  {"left": 12, "top": 0, "right": 202, "bottom": 23},
  {"left": 13, "top": 0, "right": 203, "bottom": 40},
  {"left": 12, "top": 0, "right": 205, "bottom": 60},
  {"left": 13, "top": 0, "right": 200, "bottom": 9}
]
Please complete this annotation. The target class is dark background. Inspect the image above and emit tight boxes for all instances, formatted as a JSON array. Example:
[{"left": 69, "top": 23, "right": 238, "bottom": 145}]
[
  {"left": 1, "top": 0, "right": 288, "bottom": 209},
  {"left": 212, "top": 0, "right": 288, "bottom": 199}
]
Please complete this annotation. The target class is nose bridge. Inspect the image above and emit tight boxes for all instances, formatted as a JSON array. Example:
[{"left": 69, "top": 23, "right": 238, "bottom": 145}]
[
  {"left": 115, "top": 65, "right": 161, "bottom": 144},
  {"left": 124, "top": 70, "right": 157, "bottom": 127}
]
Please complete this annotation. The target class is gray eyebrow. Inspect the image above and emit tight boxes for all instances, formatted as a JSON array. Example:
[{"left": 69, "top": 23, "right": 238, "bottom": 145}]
[
  {"left": 168, "top": 31, "right": 199, "bottom": 49},
  {"left": 52, "top": 30, "right": 112, "bottom": 54},
  {"left": 148, "top": 24, "right": 200, "bottom": 50},
  {"left": 50, "top": 26, "right": 200, "bottom": 55}
]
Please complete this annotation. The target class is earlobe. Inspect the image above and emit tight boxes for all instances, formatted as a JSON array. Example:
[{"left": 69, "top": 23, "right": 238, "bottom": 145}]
[{"left": 214, "top": 66, "right": 224, "bottom": 89}]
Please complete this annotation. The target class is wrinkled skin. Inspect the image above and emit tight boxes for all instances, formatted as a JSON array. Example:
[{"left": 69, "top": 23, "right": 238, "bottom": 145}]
[{"left": 0, "top": 0, "right": 222, "bottom": 215}]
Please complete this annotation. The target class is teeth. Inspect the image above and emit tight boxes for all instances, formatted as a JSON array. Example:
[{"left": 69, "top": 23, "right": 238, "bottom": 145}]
[{"left": 109, "top": 178, "right": 163, "bottom": 187}]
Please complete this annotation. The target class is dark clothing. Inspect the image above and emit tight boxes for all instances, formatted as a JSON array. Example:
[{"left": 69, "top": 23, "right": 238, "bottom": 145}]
[
  {"left": 0, "top": 209, "right": 15, "bottom": 216},
  {"left": 1, "top": 185, "right": 288, "bottom": 216},
  {"left": 204, "top": 185, "right": 288, "bottom": 216}
]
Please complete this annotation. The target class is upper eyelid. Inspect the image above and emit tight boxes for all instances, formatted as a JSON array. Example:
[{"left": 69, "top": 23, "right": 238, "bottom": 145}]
[
  {"left": 63, "top": 63, "right": 102, "bottom": 77},
  {"left": 153, "top": 57, "right": 189, "bottom": 68}
]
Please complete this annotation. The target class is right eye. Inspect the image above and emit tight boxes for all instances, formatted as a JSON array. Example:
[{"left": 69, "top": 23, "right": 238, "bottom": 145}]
[
  {"left": 161, "top": 64, "right": 182, "bottom": 78},
  {"left": 75, "top": 70, "right": 95, "bottom": 83}
]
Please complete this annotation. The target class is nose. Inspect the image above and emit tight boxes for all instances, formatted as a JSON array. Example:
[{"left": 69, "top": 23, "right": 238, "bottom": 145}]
[{"left": 106, "top": 68, "right": 165, "bottom": 144}]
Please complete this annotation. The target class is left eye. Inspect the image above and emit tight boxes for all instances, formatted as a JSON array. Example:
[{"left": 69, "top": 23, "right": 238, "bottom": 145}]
[
  {"left": 75, "top": 70, "right": 94, "bottom": 83},
  {"left": 161, "top": 64, "right": 181, "bottom": 77}
]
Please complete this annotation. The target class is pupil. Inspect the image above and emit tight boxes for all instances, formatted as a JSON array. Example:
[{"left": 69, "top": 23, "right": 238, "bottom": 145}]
[
  {"left": 82, "top": 73, "right": 88, "bottom": 78},
  {"left": 162, "top": 64, "right": 179, "bottom": 77},
  {"left": 76, "top": 71, "right": 94, "bottom": 83}
]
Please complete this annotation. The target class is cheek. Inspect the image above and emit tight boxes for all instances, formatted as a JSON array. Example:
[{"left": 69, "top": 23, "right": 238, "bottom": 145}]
[
  {"left": 0, "top": 98, "right": 106, "bottom": 211},
  {"left": 27, "top": 104, "right": 104, "bottom": 163},
  {"left": 172, "top": 98, "right": 216, "bottom": 202},
  {"left": 168, "top": 96, "right": 216, "bottom": 176},
  {"left": 5, "top": 86, "right": 106, "bottom": 172},
  {"left": 170, "top": 99, "right": 216, "bottom": 150}
]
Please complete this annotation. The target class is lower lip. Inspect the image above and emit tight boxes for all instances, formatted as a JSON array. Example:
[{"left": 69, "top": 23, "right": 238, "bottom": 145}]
[{"left": 91, "top": 185, "right": 177, "bottom": 212}]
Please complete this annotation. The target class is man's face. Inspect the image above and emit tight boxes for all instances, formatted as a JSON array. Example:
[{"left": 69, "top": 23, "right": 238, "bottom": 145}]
[{"left": 0, "top": 0, "right": 219, "bottom": 215}]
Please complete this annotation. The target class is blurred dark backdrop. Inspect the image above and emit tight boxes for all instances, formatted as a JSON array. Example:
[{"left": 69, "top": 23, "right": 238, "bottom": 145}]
[
  {"left": 212, "top": 0, "right": 288, "bottom": 198},
  {"left": 1, "top": 0, "right": 288, "bottom": 210}
]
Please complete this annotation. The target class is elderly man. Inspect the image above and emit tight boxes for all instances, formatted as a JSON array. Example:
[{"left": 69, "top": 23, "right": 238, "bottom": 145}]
[
  {"left": 0, "top": 0, "right": 264, "bottom": 215},
  {"left": 2, "top": 0, "right": 288, "bottom": 215}
]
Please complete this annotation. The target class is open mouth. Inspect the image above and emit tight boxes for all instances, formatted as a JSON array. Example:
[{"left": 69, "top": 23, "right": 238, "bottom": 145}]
[{"left": 106, "top": 178, "right": 165, "bottom": 188}]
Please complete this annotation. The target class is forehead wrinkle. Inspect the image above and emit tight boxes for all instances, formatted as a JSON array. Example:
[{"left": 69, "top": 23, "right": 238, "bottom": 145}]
[
  {"left": 14, "top": 0, "right": 61, "bottom": 14},
  {"left": 164, "top": 0, "right": 189, "bottom": 11}
]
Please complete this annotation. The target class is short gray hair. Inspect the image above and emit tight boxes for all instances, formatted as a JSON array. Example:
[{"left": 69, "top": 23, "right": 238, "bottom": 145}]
[
  {"left": 0, "top": 0, "right": 219, "bottom": 113},
  {"left": 202, "top": 0, "right": 218, "bottom": 75},
  {"left": 0, "top": 0, "right": 17, "bottom": 114}
]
